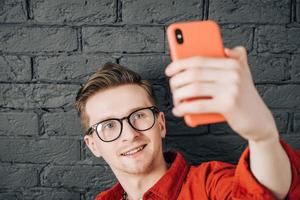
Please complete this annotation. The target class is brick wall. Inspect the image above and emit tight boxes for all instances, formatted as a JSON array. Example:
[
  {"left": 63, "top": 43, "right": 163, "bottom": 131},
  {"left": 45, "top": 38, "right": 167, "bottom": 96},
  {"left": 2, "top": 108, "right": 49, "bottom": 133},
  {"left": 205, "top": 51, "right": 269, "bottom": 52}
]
[{"left": 0, "top": 0, "right": 300, "bottom": 199}]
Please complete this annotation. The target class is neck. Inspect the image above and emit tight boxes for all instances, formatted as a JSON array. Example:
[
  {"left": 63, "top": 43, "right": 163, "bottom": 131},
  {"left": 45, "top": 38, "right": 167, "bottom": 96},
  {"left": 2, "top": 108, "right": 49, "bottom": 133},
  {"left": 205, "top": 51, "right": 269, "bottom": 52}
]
[{"left": 114, "top": 156, "right": 168, "bottom": 200}]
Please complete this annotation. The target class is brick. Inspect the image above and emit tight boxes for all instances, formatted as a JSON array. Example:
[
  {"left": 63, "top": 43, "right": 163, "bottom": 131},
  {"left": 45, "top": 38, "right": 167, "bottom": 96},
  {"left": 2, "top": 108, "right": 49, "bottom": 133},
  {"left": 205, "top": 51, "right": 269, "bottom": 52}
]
[
  {"left": 35, "top": 54, "right": 114, "bottom": 81},
  {"left": 209, "top": 0, "right": 290, "bottom": 24},
  {"left": 0, "top": 139, "right": 80, "bottom": 164},
  {"left": 82, "top": 26, "right": 164, "bottom": 53},
  {"left": 122, "top": 0, "right": 203, "bottom": 24},
  {"left": 120, "top": 55, "right": 170, "bottom": 80},
  {"left": 0, "top": 192, "right": 21, "bottom": 200},
  {"left": 221, "top": 25, "right": 253, "bottom": 51},
  {"left": 0, "top": 26, "right": 77, "bottom": 53},
  {"left": 41, "top": 165, "right": 116, "bottom": 189},
  {"left": 256, "top": 26, "right": 300, "bottom": 53},
  {"left": 294, "top": 112, "right": 300, "bottom": 133},
  {"left": 0, "top": 112, "right": 38, "bottom": 136},
  {"left": 0, "top": 188, "right": 80, "bottom": 200},
  {"left": 42, "top": 109, "right": 82, "bottom": 136},
  {"left": 85, "top": 189, "right": 105, "bottom": 200},
  {"left": 0, "top": 83, "right": 80, "bottom": 108},
  {"left": 32, "top": 0, "right": 116, "bottom": 25},
  {"left": 0, "top": 55, "right": 31, "bottom": 81},
  {"left": 82, "top": 145, "right": 107, "bottom": 165},
  {"left": 257, "top": 85, "right": 300, "bottom": 108},
  {"left": 0, "top": 163, "right": 40, "bottom": 188},
  {"left": 22, "top": 188, "right": 80, "bottom": 200},
  {"left": 0, "top": 0, "right": 27, "bottom": 23},
  {"left": 152, "top": 83, "right": 170, "bottom": 111},
  {"left": 248, "top": 54, "right": 290, "bottom": 82},
  {"left": 271, "top": 111, "right": 289, "bottom": 134},
  {"left": 297, "top": 0, "right": 300, "bottom": 22},
  {"left": 291, "top": 55, "right": 300, "bottom": 81},
  {"left": 165, "top": 135, "right": 247, "bottom": 164}
]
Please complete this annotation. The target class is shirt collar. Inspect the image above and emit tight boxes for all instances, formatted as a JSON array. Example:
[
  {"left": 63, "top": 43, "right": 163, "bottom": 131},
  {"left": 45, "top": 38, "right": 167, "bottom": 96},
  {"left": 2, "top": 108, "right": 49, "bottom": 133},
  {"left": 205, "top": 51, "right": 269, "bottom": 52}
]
[
  {"left": 97, "top": 152, "right": 189, "bottom": 200},
  {"left": 143, "top": 151, "right": 189, "bottom": 199}
]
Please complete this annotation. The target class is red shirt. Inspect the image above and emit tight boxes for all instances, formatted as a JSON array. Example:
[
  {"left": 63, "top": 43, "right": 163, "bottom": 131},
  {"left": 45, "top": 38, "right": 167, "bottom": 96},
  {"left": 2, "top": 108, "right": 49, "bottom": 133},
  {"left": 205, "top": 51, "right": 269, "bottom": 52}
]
[{"left": 96, "top": 140, "right": 300, "bottom": 200}]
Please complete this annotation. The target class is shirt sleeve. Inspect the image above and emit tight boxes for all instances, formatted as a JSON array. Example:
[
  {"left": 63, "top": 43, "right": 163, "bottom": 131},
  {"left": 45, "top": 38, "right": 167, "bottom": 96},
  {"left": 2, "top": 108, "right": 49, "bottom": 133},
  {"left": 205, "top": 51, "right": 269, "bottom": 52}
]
[{"left": 231, "top": 139, "right": 300, "bottom": 200}]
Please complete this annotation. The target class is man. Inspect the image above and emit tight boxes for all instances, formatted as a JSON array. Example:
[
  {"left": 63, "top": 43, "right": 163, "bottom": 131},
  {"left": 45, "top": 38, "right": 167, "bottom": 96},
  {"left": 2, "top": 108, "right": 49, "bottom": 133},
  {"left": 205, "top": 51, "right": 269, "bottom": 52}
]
[{"left": 75, "top": 46, "right": 300, "bottom": 200}]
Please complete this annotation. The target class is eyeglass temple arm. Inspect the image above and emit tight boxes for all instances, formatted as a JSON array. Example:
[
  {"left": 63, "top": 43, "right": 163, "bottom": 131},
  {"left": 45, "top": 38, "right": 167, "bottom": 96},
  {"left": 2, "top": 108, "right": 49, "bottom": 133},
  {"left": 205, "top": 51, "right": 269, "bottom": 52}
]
[{"left": 85, "top": 127, "right": 93, "bottom": 135}]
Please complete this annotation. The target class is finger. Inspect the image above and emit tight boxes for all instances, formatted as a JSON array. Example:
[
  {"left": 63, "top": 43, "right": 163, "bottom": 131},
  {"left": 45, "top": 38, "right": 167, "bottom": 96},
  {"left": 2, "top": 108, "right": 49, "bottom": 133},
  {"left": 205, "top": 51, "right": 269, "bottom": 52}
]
[
  {"left": 169, "top": 68, "right": 241, "bottom": 91},
  {"left": 169, "top": 69, "right": 214, "bottom": 91},
  {"left": 172, "top": 82, "right": 218, "bottom": 106},
  {"left": 165, "top": 56, "right": 240, "bottom": 77},
  {"left": 225, "top": 46, "right": 248, "bottom": 66},
  {"left": 225, "top": 46, "right": 253, "bottom": 78},
  {"left": 172, "top": 98, "right": 220, "bottom": 117},
  {"left": 225, "top": 46, "right": 246, "bottom": 58}
]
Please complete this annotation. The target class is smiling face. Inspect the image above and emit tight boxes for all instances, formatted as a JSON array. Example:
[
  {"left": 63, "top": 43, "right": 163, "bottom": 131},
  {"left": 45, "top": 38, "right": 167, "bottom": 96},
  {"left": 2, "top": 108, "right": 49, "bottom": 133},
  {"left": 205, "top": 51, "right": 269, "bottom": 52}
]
[{"left": 84, "top": 84, "right": 166, "bottom": 176}]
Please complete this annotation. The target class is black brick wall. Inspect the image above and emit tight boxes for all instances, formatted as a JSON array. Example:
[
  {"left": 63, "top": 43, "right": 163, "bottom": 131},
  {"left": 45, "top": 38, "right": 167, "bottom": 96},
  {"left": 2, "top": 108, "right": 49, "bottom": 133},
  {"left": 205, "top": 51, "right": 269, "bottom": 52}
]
[{"left": 0, "top": 0, "right": 300, "bottom": 199}]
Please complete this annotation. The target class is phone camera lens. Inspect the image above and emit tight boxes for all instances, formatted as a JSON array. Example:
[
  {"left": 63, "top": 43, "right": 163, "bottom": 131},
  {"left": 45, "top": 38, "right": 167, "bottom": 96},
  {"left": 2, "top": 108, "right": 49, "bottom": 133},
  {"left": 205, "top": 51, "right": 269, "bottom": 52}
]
[{"left": 175, "top": 29, "right": 184, "bottom": 44}]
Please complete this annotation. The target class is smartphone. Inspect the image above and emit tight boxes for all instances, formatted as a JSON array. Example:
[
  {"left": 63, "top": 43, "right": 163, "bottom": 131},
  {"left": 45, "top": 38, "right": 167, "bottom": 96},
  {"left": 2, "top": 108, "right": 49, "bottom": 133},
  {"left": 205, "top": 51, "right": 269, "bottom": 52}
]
[{"left": 167, "top": 20, "right": 226, "bottom": 127}]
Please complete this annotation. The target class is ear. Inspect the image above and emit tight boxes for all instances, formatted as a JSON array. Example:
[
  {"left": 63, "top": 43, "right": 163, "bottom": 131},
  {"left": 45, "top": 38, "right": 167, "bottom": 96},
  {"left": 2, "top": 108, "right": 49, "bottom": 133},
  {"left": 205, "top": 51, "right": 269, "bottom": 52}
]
[
  {"left": 157, "top": 112, "right": 167, "bottom": 138},
  {"left": 84, "top": 135, "right": 102, "bottom": 157}
]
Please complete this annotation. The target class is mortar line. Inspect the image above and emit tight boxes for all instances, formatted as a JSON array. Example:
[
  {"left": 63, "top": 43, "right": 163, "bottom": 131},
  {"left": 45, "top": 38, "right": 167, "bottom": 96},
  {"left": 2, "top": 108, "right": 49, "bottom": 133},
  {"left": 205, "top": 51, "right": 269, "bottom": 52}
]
[
  {"left": 25, "top": 0, "right": 32, "bottom": 20},
  {"left": 116, "top": 0, "right": 123, "bottom": 23},
  {"left": 291, "top": 0, "right": 296, "bottom": 22},
  {"left": 203, "top": 0, "right": 209, "bottom": 20}
]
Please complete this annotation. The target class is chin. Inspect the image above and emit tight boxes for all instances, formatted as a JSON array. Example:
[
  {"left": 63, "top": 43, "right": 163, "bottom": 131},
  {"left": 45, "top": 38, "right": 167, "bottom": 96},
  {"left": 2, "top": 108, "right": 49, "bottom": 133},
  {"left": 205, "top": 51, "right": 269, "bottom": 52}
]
[
  {"left": 123, "top": 163, "right": 153, "bottom": 175},
  {"left": 121, "top": 155, "right": 155, "bottom": 175}
]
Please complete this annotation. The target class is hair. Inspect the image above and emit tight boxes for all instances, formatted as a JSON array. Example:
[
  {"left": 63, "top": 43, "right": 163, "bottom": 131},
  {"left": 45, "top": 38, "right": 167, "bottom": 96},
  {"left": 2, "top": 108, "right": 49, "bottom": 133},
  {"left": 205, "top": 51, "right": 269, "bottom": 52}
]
[{"left": 74, "top": 62, "right": 156, "bottom": 133}]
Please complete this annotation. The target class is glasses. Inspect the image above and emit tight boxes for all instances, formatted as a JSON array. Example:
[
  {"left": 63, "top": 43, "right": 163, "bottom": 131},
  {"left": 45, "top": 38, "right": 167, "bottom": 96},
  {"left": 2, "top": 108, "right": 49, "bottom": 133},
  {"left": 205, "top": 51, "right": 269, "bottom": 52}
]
[{"left": 86, "top": 106, "right": 159, "bottom": 142}]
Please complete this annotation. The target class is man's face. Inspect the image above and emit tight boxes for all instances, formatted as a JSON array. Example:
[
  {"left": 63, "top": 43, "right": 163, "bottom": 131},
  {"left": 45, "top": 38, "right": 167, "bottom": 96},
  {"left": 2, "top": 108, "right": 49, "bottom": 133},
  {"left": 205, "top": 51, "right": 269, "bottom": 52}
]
[{"left": 84, "top": 84, "right": 166, "bottom": 175}]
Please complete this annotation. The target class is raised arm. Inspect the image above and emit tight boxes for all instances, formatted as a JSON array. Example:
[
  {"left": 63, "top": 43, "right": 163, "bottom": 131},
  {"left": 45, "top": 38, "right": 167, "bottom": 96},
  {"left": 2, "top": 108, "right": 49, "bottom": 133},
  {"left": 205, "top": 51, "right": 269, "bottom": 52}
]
[
  {"left": 165, "top": 46, "right": 291, "bottom": 199},
  {"left": 249, "top": 135, "right": 291, "bottom": 199}
]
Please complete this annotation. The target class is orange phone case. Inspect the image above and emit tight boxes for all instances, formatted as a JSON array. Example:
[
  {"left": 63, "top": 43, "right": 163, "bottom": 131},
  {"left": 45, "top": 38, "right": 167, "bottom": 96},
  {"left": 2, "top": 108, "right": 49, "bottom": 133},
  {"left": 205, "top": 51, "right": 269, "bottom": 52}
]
[{"left": 167, "top": 20, "right": 226, "bottom": 127}]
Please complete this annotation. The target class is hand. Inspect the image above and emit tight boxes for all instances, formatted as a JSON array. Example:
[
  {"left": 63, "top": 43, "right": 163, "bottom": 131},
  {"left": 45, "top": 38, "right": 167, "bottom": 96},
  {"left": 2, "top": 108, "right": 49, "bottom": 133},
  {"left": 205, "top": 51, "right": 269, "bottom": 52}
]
[{"left": 165, "top": 46, "right": 279, "bottom": 142}]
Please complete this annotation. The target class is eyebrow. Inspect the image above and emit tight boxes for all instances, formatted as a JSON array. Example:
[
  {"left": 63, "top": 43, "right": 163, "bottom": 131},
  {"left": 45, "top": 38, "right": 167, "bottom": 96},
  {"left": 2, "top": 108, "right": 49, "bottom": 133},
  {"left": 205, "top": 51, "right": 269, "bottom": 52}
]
[{"left": 94, "top": 106, "right": 149, "bottom": 124}]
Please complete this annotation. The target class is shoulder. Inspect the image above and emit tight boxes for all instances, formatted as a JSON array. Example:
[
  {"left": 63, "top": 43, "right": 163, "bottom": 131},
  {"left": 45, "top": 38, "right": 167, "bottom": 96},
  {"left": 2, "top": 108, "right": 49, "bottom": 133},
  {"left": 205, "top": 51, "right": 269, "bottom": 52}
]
[
  {"left": 95, "top": 183, "right": 123, "bottom": 200},
  {"left": 191, "top": 160, "right": 235, "bottom": 170},
  {"left": 178, "top": 161, "right": 236, "bottom": 199},
  {"left": 187, "top": 161, "right": 236, "bottom": 181}
]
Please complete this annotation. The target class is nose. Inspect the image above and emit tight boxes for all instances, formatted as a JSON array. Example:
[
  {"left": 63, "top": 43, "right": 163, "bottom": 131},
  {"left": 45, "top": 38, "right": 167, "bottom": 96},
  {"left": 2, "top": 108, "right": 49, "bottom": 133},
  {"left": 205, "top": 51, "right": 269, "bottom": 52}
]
[{"left": 121, "top": 119, "right": 141, "bottom": 142}]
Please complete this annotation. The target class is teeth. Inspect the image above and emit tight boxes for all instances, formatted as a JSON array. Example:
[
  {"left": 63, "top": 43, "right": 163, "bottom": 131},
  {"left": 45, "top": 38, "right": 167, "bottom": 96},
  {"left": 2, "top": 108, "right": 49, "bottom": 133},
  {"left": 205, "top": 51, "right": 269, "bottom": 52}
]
[{"left": 122, "top": 145, "right": 145, "bottom": 156}]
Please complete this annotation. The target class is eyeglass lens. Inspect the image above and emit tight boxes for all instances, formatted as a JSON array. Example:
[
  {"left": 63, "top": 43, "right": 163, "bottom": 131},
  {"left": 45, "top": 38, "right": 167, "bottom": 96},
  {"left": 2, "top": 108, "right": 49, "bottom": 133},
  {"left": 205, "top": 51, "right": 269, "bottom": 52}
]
[{"left": 96, "top": 108, "right": 155, "bottom": 142}]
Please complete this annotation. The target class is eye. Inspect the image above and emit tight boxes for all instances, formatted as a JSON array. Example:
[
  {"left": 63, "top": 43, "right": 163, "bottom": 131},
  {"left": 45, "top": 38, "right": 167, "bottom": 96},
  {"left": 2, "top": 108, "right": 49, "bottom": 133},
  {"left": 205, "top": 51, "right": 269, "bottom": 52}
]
[
  {"left": 102, "top": 121, "right": 116, "bottom": 129},
  {"left": 133, "top": 112, "right": 146, "bottom": 120}
]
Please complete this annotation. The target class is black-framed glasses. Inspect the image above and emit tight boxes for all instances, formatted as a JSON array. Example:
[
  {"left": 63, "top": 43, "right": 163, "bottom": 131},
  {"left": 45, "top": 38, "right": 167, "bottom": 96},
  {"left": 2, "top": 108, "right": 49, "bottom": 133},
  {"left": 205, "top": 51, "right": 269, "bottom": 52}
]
[{"left": 86, "top": 106, "right": 160, "bottom": 142}]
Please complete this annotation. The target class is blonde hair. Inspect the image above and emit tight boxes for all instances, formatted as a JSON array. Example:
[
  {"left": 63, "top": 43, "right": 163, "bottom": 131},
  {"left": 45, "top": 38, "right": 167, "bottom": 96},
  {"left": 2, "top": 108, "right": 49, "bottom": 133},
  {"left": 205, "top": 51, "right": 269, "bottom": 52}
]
[{"left": 74, "top": 62, "right": 156, "bottom": 132}]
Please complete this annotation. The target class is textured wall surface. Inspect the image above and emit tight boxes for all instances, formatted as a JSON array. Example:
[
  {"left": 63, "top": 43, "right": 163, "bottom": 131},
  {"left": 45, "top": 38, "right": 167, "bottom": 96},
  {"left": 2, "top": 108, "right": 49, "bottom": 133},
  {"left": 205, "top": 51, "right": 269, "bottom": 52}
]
[{"left": 1, "top": 0, "right": 300, "bottom": 199}]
